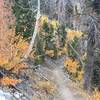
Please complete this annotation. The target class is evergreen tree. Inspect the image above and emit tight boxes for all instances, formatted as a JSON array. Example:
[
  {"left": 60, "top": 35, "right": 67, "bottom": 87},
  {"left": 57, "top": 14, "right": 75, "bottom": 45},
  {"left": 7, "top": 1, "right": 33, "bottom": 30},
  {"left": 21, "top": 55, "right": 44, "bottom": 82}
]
[{"left": 12, "top": 0, "right": 36, "bottom": 37}]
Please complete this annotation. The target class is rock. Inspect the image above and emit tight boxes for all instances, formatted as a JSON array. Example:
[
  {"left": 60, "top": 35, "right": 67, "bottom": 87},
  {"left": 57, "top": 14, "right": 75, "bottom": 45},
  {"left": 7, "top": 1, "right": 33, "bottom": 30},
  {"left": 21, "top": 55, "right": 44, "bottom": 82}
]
[
  {"left": 0, "top": 90, "right": 12, "bottom": 100},
  {"left": 14, "top": 92, "right": 23, "bottom": 99}
]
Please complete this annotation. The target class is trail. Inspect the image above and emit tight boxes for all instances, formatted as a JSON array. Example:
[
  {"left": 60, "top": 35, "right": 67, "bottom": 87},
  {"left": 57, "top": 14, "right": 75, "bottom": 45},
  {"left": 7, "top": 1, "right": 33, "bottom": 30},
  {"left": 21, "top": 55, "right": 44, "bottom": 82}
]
[
  {"left": 39, "top": 57, "right": 75, "bottom": 100},
  {"left": 53, "top": 68, "right": 74, "bottom": 100},
  {"left": 42, "top": 57, "right": 85, "bottom": 100}
]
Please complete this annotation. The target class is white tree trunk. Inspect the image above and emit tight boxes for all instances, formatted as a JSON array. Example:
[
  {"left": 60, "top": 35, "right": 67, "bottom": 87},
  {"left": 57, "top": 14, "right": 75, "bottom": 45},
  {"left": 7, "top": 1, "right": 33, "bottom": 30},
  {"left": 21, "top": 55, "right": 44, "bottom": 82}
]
[{"left": 24, "top": 0, "right": 41, "bottom": 59}]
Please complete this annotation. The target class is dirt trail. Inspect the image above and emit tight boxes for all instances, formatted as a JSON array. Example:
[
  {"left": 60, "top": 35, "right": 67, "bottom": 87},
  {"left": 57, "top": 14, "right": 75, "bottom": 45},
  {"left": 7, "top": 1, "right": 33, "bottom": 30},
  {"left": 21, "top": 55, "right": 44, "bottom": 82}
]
[
  {"left": 35, "top": 57, "right": 85, "bottom": 100},
  {"left": 53, "top": 69, "right": 74, "bottom": 100}
]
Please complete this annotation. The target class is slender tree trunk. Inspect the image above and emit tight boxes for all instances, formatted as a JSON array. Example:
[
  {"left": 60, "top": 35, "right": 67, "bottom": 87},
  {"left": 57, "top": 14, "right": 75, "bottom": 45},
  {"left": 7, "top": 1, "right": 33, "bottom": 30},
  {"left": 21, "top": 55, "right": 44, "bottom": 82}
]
[
  {"left": 84, "top": 39, "right": 94, "bottom": 91},
  {"left": 84, "top": 16, "right": 97, "bottom": 92},
  {"left": 24, "top": 0, "right": 41, "bottom": 58}
]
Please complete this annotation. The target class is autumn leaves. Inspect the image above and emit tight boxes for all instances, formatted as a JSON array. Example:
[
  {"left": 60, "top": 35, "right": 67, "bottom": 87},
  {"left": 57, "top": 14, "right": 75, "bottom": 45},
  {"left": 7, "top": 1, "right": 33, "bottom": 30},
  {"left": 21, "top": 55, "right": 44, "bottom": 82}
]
[
  {"left": 0, "top": 15, "right": 85, "bottom": 86},
  {"left": 0, "top": 30, "right": 28, "bottom": 86},
  {"left": 64, "top": 58, "right": 84, "bottom": 81},
  {"left": 0, "top": 77, "right": 22, "bottom": 86},
  {"left": 66, "top": 29, "right": 83, "bottom": 41},
  {"left": 64, "top": 28, "right": 84, "bottom": 82},
  {"left": 40, "top": 15, "right": 59, "bottom": 30},
  {"left": 40, "top": 16, "right": 85, "bottom": 82}
]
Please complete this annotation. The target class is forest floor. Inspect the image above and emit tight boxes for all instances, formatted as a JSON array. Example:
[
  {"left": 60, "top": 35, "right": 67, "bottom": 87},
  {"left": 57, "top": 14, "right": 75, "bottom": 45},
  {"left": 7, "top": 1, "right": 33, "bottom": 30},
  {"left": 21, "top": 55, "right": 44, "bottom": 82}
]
[{"left": 0, "top": 57, "right": 87, "bottom": 100}]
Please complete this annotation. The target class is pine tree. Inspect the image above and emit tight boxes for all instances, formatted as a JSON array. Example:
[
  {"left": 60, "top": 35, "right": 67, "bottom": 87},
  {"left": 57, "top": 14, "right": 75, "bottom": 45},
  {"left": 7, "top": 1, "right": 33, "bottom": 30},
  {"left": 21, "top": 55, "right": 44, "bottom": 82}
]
[{"left": 12, "top": 0, "right": 36, "bottom": 37}]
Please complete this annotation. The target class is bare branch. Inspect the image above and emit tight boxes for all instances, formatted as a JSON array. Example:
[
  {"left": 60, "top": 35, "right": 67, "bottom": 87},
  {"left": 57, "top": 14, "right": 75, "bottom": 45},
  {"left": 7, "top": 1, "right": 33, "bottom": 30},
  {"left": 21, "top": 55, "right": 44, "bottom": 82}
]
[{"left": 68, "top": 43, "right": 85, "bottom": 67}]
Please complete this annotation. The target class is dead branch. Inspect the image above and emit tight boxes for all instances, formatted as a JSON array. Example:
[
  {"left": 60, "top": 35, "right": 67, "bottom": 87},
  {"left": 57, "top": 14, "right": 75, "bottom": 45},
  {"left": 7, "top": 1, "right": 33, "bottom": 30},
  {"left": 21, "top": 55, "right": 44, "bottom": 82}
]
[{"left": 68, "top": 43, "right": 85, "bottom": 67}]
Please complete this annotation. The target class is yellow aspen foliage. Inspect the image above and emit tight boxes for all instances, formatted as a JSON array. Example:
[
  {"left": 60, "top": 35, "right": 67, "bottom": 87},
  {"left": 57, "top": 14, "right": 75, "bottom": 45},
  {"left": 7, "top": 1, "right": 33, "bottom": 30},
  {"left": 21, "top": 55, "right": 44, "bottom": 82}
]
[
  {"left": 66, "top": 29, "right": 76, "bottom": 41},
  {"left": 75, "top": 70, "right": 84, "bottom": 81},
  {"left": 66, "top": 29, "right": 84, "bottom": 41},
  {"left": 0, "top": 32, "right": 29, "bottom": 72},
  {"left": 75, "top": 30, "right": 83, "bottom": 38},
  {"left": 64, "top": 58, "right": 84, "bottom": 81},
  {"left": 0, "top": 29, "right": 15, "bottom": 66},
  {"left": 40, "top": 15, "right": 48, "bottom": 25},
  {"left": 0, "top": 77, "right": 22, "bottom": 86},
  {"left": 45, "top": 50, "right": 54, "bottom": 57},
  {"left": 91, "top": 89, "right": 100, "bottom": 100},
  {"left": 17, "top": 41, "right": 29, "bottom": 53},
  {"left": 38, "top": 80, "right": 56, "bottom": 94},
  {"left": 61, "top": 47, "right": 68, "bottom": 54},
  {"left": 50, "top": 20, "right": 59, "bottom": 29},
  {"left": 64, "top": 58, "right": 79, "bottom": 73},
  {"left": 58, "top": 47, "right": 68, "bottom": 56},
  {"left": 57, "top": 51, "right": 63, "bottom": 56}
]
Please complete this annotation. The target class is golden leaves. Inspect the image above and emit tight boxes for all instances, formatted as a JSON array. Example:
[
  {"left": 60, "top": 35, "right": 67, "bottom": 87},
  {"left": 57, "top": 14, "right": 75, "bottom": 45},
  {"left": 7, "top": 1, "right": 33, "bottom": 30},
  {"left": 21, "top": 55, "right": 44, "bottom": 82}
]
[
  {"left": 45, "top": 50, "right": 54, "bottom": 57},
  {"left": 64, "top": 29, "right": 85, "bottom": 81},
  {"left": 0, "top": 32, "right": 29, "bottom": 72},
  {"left": 58, "top": 47, "right": 68, "bottom": 56},
  {"left": 0, "top": 29, "right": 15, "bottom": 66},
  {"left": 38, "top": 80, "right": 56, "bottom": 94},
  {"left": 66, "top": 29, "right": 84, "bottom": 41},
  {"left": 50, "top": 20, "right": 59, "bottom": 29},
  {"left": 45, "top": 47, "right": 68, "bottom": 57},
  {"left": 64, "top": 58, "right": 79, "bottom": 73},
  {"left": 75, "top": 30, "right": 83, "bottom": 38},
  {"left": 66, "top": 29, "right": 75, "bottom": 41},
  {"left": 0, "top": 77, "right": 22, "bottom": 86},
  {"left": 91, "top": 89, "right": 100, "bottom": 100},
  {"left": 40, "top": 15, "right": 48, "bottom": 25},
  {"left": 8, "top": 35, "right": 29, "bottom": 71},
  {"left": 14, "top": 35, "right": 29, "bottom": 53},
  {"left": 64, "top": 58, "right": 84, "bottom": 81},
  {"left": 40, "top": 15, "right": 59, "bottom": 29},
  {"left": 75, "top": 70, "right": 84, "bottom": 81},
  {"left": 17, "top": 41, "right": 29, "bottom": 53}
]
